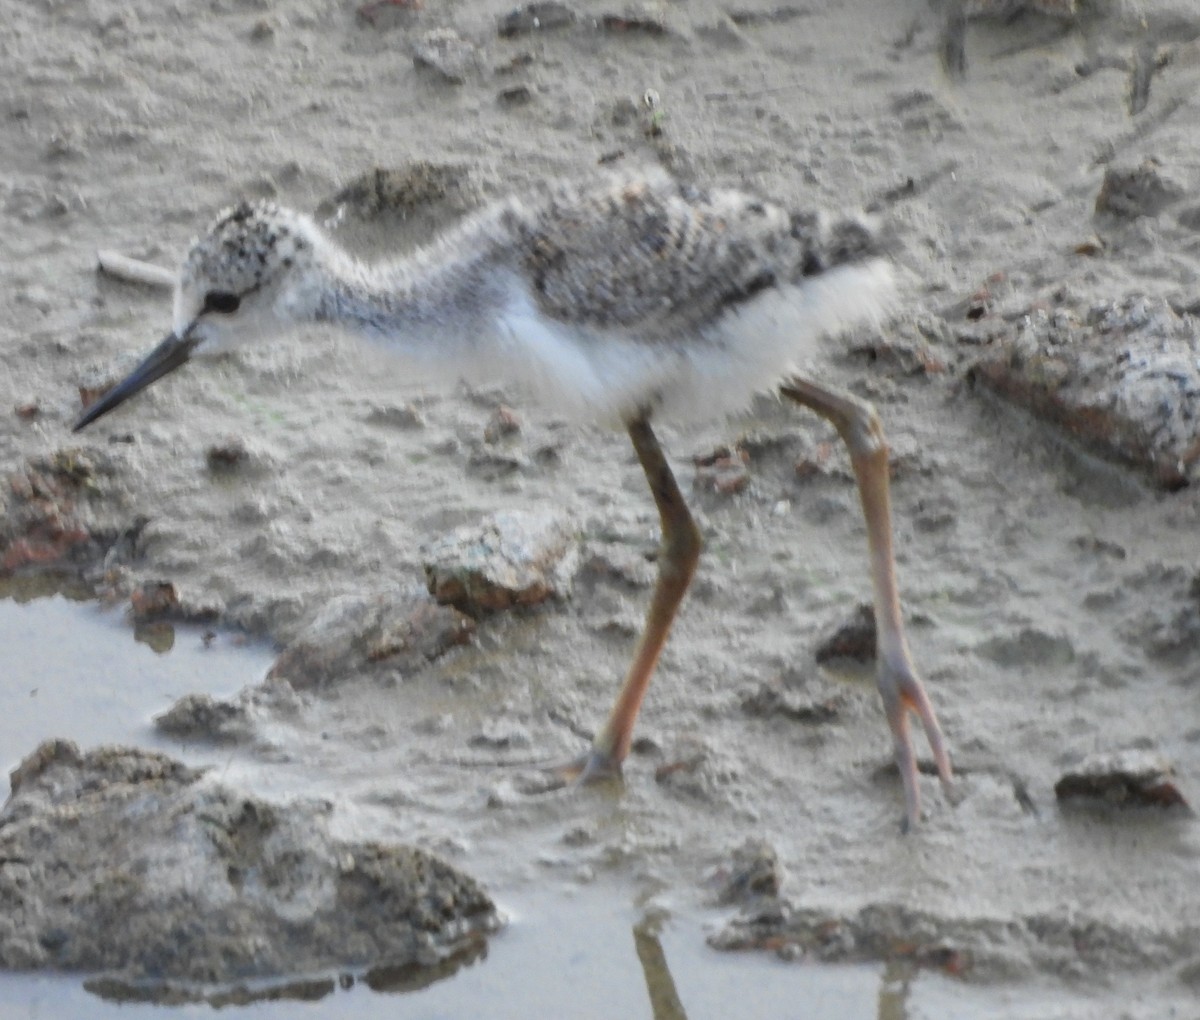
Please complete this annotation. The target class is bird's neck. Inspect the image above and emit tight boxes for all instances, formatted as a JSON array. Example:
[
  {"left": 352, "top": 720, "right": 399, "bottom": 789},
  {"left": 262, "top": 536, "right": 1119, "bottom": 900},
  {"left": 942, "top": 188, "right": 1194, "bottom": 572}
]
[{"left": 307, "top": 232, "right": 510, "bottom": 349}]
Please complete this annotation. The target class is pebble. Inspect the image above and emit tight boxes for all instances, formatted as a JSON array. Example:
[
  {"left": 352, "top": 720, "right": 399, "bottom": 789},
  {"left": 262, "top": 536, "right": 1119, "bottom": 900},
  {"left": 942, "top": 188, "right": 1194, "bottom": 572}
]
[
  {"left": 497, "top": 1, "right": 576, "bottom": 37},
  {"left": 422, "top": 508, "right": 579, "bottom": 614},
  {"left": 1054, "top": 750, "right": 1190, "bottom": 810},
  {"left": 413, "top": 29, "right": 478, "bottom": 84}
]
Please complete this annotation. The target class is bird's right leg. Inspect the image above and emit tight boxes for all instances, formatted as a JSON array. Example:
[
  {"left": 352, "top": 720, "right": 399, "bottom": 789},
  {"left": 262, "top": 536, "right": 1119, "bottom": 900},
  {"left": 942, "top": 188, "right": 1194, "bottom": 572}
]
[
  {"left": 779, "top": 374, "right": 952, "bottom": 830},
  {"left": 551, "top": 415, "right": 703, "bottom": 782}
]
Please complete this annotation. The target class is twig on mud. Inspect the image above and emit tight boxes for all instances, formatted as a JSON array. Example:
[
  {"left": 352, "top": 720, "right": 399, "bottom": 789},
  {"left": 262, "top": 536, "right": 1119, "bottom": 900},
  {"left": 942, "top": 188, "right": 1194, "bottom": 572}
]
[{"left": 97, "top": 250, "right": 176, "bottom": 290}]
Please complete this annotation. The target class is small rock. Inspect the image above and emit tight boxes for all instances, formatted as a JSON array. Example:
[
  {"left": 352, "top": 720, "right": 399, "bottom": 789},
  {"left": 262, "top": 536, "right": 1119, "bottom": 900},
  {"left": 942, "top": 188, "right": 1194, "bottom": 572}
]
[
  {"left": 484, "top": 408, "right": 521, "bottom": 446},
  {"left": 129, "top": 581, "right": 180, "bottom": 621},
  {"left": 814, "top": 603, "right": 876, "bottom": 663},
  {"left": 600, "top": 10, "right": 669, "bottom": 35},
  {"left": 711, "top": 839, "right": 782, "bottom": 904},
  {"left": 1055, "top": 750, "right": 1190, "bottom": 810},
  {"left": 494, "top": 52, "right": 535, "bottom": 74},
  {"left": 413, "top": 29, "right": 478, "bottom": 84},
  {"left": 1095, "top": 160, "right": 1185, "bottom": 220},
  {"left": 497, "top": 84, "right": 533, "bottom": 106},
  {"left": 468, "top": 718, "right": 532, "bottom": 750},
  {"left": 366, "top": 403, "right": 425, "bottom": 429},
  {"left": 693, "top": 445, "right": 750, "bottom": 494},
  {"left": 793, "top": 440, "right": 839, "bottom": 481},
  {"left": 654, "top": 747, "right": 710, "bottom": 786},
  {"left": 561, "top": 825, "right": 595, "bottom": 846},
  {"left": 269, "top": 592, "right": 475, "bottom": 690},
  {"left": 963, "top": 278, "right": 998, "bottom": 321},
  {"left": 497, "top": 1, "right": 575, "bottom": 36},
  {"left": 206, "top": 436, "right": 248, "bottom": 472},
  {"left": 154, "top": 693, "right": 253, "bottom": 742},
  {"left": 423, "top": 509, "right": 579, "bottom": 614}
]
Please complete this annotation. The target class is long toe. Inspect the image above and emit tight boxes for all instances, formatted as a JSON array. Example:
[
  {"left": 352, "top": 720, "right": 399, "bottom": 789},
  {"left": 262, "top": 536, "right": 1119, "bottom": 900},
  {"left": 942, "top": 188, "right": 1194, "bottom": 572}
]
[
  {"left": 881, "top": 664, "right": 954, "bottom": 831},
  {"left": 541, "top": 748, "right": 624, "bottom": 788}
]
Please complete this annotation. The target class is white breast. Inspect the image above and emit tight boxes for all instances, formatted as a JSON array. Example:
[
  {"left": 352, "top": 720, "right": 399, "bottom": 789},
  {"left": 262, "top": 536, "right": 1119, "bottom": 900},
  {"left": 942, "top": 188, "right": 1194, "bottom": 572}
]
[{"left": 458, "top": 261, "right": 898, "bottom": 425}]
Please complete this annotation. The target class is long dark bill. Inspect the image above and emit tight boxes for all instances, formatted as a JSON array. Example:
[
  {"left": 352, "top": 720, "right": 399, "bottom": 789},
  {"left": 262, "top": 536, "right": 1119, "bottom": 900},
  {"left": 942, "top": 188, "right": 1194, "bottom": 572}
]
[{"left": 73, "top": 331, "right": 201, "bottom": 432}]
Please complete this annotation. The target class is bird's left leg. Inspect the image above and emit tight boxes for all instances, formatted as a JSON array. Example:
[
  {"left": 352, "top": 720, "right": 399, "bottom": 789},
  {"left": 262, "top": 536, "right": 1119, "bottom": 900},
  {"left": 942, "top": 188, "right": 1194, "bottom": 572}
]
[
  {"left": 780, "top": 374, "right": 952, "bottom": 830},
  {"left": 553, "top": 414, "right": 703, "bottom": 782}
]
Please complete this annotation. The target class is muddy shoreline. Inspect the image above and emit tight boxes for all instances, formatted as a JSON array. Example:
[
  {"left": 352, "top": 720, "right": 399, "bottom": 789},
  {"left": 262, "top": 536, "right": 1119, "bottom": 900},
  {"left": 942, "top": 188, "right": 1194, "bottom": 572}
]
[{"left": 4, "top": 0, "right": 1200, "bottom": 1013}]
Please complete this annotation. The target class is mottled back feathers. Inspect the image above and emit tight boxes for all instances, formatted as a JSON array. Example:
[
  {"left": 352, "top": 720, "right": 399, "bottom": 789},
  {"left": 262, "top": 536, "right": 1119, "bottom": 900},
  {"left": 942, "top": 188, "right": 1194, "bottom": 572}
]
[{"left": 497, "top": 173, "right": 885, "bottom": 338}]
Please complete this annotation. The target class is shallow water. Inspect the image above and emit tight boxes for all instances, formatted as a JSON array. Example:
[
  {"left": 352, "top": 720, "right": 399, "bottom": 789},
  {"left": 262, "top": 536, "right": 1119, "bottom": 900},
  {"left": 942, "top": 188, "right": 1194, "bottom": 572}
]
[
  {"left": 0, "top": 589, "right": 1018, "bottom": 1019},
  {"left": 0, "top": 889, "right": 894, "bottom": 1019},
  {"left": 0, "top": 578, "right": 277, "bottom": 800}
]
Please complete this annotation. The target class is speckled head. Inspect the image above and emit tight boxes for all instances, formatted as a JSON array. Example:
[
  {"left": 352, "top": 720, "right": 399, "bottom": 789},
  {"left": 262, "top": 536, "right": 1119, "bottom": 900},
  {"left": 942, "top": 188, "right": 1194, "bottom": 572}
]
[
  {"left": 73, "top": 200, "right": 324, "bottom": 432},
  {"left": 173, "top": 200, "right": 320, "bottom": 348}
]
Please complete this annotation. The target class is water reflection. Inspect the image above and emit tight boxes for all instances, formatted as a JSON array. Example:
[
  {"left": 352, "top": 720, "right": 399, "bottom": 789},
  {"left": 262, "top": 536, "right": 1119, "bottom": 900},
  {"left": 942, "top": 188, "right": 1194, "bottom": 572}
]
[
  {"left": 0, "top": 572, "right": 94, "bottom": 604},
  {"left": 74, "top": 912, "right": 924, "bottom": 1018},
  {"left": 132, "top": 619, "right": 176, "bottom": 653},
  {"left": 85, "top": 974, "right": 338, "bottom": 1008},
  {"left": 0, "top": 590, "right": 949, "bottom": 1020},
  {"left": 634, "top": 915, "right": 688, "bottom": 1020},
  {"left": 878, "top": 959, "right": 918, "bottom": 1020},
  {"left": 363, "top": 936, "right": 489, "bottom": 995},
  {"left": 0, "top": 583, "right": 275, "bottom": 801}
]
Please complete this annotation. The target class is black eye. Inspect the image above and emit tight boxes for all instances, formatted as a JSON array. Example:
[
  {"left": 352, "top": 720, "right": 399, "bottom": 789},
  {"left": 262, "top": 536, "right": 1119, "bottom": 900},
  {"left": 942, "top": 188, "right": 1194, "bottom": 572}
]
[{"left": 203, "top": 291, "right": 241, "bottom": 314}]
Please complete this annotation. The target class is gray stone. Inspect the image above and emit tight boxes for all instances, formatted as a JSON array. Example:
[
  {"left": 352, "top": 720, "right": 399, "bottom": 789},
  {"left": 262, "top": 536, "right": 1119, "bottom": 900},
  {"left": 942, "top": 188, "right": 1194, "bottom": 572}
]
[
  {"left": 423, "top": 508, "right": 579, "bottom": 614},
  {"left": 0, "top": 740, "right": 498, "bottom": 987}
]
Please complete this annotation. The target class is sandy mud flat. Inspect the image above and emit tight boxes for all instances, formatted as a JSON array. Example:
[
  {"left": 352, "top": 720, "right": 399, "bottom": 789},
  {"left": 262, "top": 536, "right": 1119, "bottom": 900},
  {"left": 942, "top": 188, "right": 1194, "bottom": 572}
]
[{"left": 3, "top": 0, "right": 1200, "bottom": 1013}]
